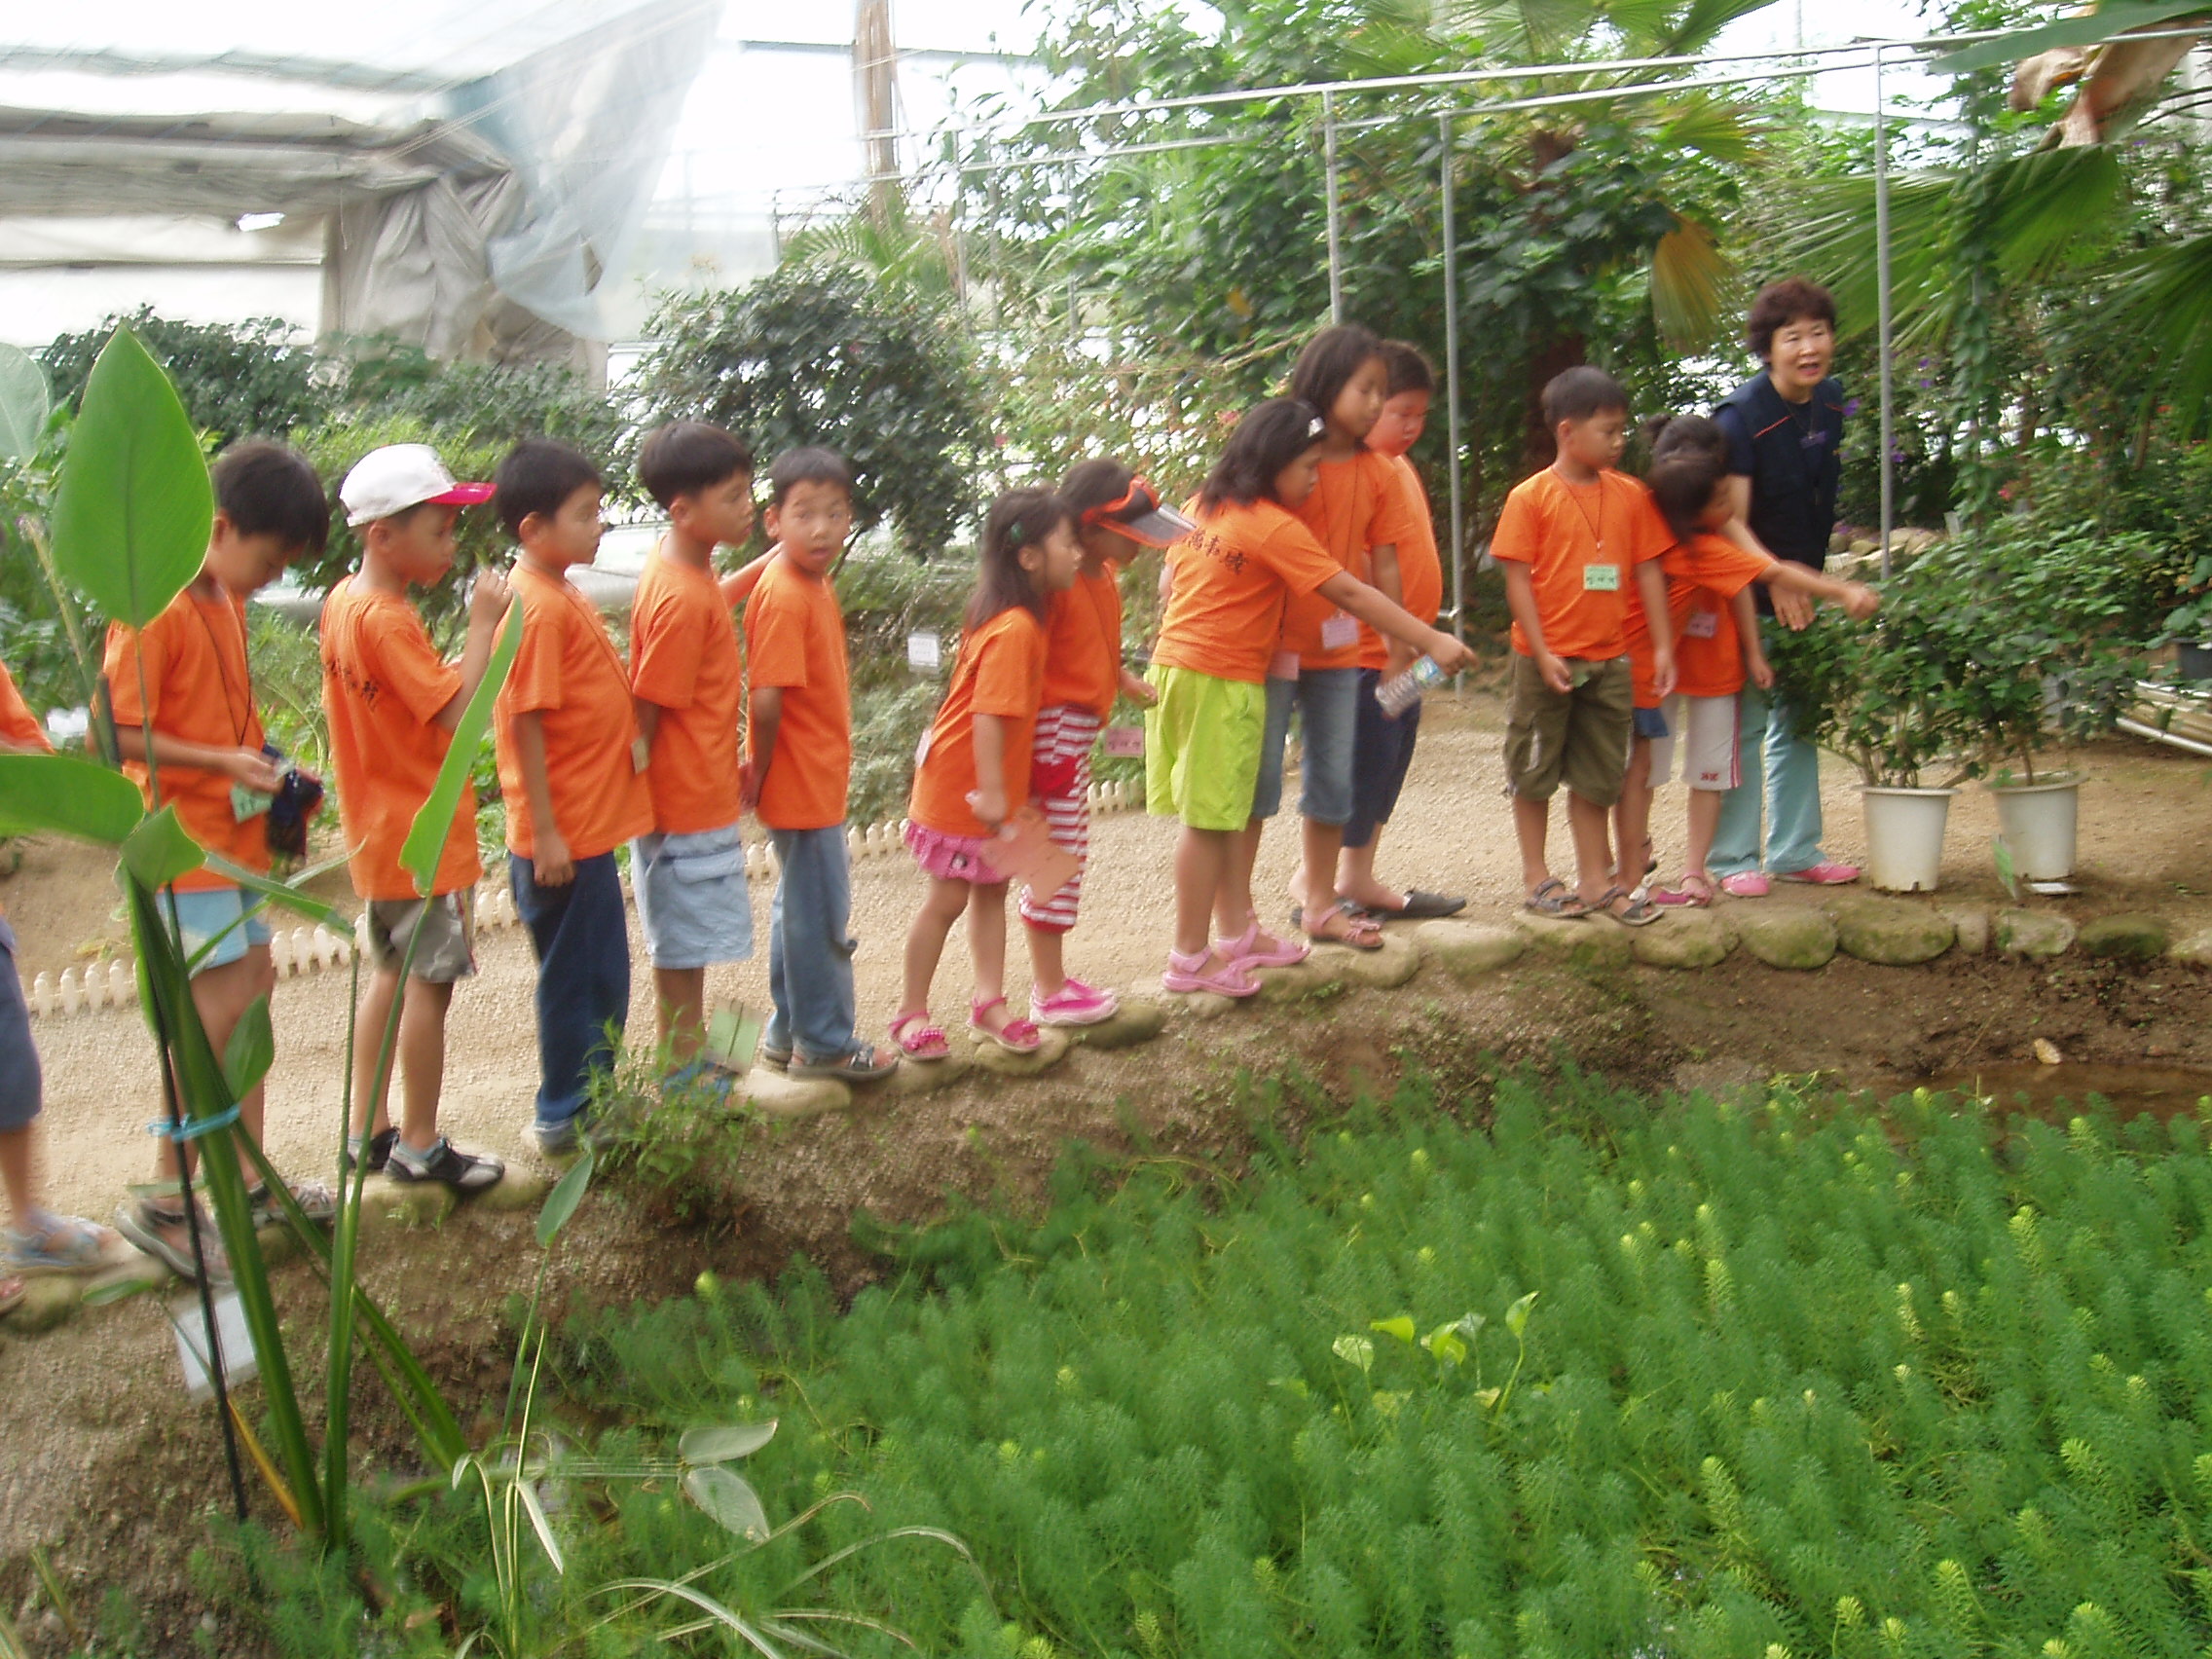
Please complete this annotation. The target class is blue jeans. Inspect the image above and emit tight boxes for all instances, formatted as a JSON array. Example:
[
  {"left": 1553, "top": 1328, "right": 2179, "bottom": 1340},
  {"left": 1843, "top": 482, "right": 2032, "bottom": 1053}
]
[
  {"left": 1252, "top": 667, "right": 1360, "bottom": 824},
  {"left": 766, "top": 826, "right": 859, "bottom": 1062},
  {"left": 511, "top": 851, "right": 629, "bottom": 1130},
  {"left": 1343, "top": 667, "right": 1422, "bottom": 850},
  {"left": 1711, "top": 622, "right": 1827, "bottom": 877}
]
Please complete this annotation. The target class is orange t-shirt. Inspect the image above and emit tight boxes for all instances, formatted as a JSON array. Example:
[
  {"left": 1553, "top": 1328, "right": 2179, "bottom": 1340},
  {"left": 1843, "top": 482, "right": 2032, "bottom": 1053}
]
[
  {"left": 909, "top": 607, "right": 1047, "bottom": 839},
  {"left": 494, "top": 563, "right": 651, "bottom": 863},
  {"left": 0, "top": 660, "right": 50, "bottom": 752},
  {"left": 1621, "top": 533, "right": 1773, "bottom": 705},
  {"left": 1490, "top": 467, "right": 1671, "bottom": 661},
  {"left": 1358, "top": 454, "right": 1444, "bottom": 670},
  {"left": 1285, "top": 450, "right": 1422, "bottom": 670},
  {"left": 630, "top": 548, "right": 745, "bottom": 835},
  {"left": 1154, "top": 500, "right": 1346, "bottom": 686},
  {"left": 743, "top": 555, "right": 852, "bottom": 831},
  {"left": 1040, "top": 562, "right": 1123, "bottom": 718},
  {"left": 320, "top": 578, "right": 479, "bottom": 900},
  {"left": 103, "top": 588, "right": 268, "bottom": 891}
]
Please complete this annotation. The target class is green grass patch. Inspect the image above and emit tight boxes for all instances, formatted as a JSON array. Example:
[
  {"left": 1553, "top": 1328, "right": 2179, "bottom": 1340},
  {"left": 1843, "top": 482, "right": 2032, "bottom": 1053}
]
[{"left": 540, "top": 1073, "right": 2212, "bottom": 1658}]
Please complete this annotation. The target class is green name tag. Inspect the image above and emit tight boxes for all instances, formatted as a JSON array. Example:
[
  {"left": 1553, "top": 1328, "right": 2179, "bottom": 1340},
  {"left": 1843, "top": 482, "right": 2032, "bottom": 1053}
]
[
  {"left": 1583, "top": 563, "right": 1620, "bottom": 593},
  {"left": 231, "top": 784, "right": 274, "bottom": 823}
]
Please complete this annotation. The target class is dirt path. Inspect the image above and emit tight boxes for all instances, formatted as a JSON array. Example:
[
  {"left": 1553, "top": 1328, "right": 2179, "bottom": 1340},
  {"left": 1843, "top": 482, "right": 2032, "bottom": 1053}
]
[{"left": 11, "top": 692, "right": 2210, "bottom": 1225}]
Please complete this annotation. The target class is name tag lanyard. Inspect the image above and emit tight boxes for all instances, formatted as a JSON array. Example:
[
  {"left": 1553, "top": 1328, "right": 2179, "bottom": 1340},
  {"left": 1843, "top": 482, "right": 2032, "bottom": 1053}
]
[{"left": 1566, "top": 483, "right": 1614, "bottom": 586}]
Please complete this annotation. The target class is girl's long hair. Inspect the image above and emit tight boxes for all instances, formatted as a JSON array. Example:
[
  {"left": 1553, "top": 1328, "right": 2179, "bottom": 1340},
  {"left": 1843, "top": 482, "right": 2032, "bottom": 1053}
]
[
  {"left": 967, "top": 487, "right": 1069, "bottom": 630},
  {"left": 1287, "top": 323, "right": 1383, "bottom": 430},
  {"left": 1058, "top": 458, "right": 1134, "bottom": 520},
  {"left": 1198, "top": 399, "right": 1326, "bottom": 515}
]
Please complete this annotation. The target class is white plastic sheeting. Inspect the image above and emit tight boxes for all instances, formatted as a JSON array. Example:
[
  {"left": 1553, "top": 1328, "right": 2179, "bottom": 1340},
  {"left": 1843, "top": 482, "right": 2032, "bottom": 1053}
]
[{"left": 0, "top": 0, "right": 717, "bottom": 361}]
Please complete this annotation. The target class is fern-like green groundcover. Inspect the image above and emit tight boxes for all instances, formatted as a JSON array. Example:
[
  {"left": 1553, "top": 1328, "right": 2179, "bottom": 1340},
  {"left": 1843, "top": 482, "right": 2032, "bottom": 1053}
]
[{"left": 569, "top": 1073, "right": 2212, "bottom": 1659}]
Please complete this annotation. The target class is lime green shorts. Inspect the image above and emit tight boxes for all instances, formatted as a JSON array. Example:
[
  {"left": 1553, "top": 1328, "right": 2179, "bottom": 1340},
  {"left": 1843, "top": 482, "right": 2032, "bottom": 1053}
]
[{"left": 1144, "top": 665, "right": 1266, "bottom": 831}]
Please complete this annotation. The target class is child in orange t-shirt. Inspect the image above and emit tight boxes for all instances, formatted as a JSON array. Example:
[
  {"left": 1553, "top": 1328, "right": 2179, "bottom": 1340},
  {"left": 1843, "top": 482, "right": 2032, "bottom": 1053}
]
[
  {"left": 742, "top": 449, "right": 898, "bottom": 1083},
  {"left": 1258, "top": 324, "right": 1422, "bottom": 952},
  {"left": 104, "top": 441, "right": 334, "bottom": 1282},
  {"left": 491, "top": 440, "right": 653, "bottom": 1154},
  {"left": 1493, "top": 367, "right": 1675, "bottom": 926},
  {"left": 1628, "top": 418, "right": 1879, "bottom": 908},
  {"left": 629, "top": 422, "right": 763, "bottom": 1085},
  {"left": 1338, "top": 339, "right": 1467, "bottom": 924},
  {"left": 1148, "top": 400, "right": 1475, "bottom": 1000},
  {"left": 1015, "top": 461, "right": 1190, "bottom": 1027},
  {"left": 323, "top": 443, "right": 509, "bottom": 1194},
  {"left": 896, "top": 491, "right": 1083, "bottom": 1057}
]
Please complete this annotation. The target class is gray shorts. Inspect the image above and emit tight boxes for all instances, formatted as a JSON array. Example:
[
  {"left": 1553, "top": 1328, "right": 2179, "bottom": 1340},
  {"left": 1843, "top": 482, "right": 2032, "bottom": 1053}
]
[
  {"left": 0, "top": 920, "right": 41, "bottom": 1131},
  {"left": 633, "top": 823, "right": 754, "bottom": 970},
  {"left": 364, "top": 893, "right": 477, "bottom": 984}
]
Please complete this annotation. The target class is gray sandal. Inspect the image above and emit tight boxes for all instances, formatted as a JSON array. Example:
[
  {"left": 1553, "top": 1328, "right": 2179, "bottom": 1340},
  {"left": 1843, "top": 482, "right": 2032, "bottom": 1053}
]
[{"left": 1524, "top": 878, "right": 1590, "bottom": 919}]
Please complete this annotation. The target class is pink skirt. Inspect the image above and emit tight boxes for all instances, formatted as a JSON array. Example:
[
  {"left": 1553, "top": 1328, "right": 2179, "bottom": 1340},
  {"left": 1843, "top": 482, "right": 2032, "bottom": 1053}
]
[{"left": 903, "top": 819, "right": 1007, "bottom": 884}]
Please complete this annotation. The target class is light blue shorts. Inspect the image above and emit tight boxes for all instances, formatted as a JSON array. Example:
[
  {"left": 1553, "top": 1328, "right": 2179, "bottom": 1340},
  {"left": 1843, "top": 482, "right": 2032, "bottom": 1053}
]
[
  {"left": 162, "top": 885, "right": 274, "bottom": 973},
  {"left": 632, "top": 823, "right": 754, "bottom": 970},
  {"left": 1252, "top": 667, "right": 1360, "bottom": 825}
]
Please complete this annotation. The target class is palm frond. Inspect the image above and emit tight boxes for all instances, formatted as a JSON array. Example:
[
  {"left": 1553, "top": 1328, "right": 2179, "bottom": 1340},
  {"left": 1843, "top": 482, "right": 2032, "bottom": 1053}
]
[
  {"left": 1652, "top": 92, "right": 1767, "bottom": 162},
  {"left": 1984, "top": 144, "right": 2125, "bottom": 283},
  {"left": 2100, "top": 231, "right": 2212, "bottom": 435},
  {"left": 1436, "top": 0, "right": 1598, "bottom": 58},
  {"left": 1768, "top": 171, "right": 1959, "bottom": 348},
  {"left": 1650, "top": 214, "right": 1736, "bottom": 346},
  {"left": 1656, "top": 0, "right": 1789, "bottom": 55}
]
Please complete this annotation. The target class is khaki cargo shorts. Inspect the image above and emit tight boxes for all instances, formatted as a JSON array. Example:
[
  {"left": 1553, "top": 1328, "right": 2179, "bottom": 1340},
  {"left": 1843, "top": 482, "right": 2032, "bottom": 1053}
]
[{"left": 1503, "top": 653, "right": 1635, "bottom": 807}]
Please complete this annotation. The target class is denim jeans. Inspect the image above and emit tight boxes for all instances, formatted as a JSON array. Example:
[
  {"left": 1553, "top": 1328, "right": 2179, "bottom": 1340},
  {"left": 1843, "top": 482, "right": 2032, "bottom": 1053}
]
[
  {"left": 1343, "top": 666, "right": 1423, "bottom": 850},
  {"left": 766, "top": 826, "right": 859, "bottom": 1061},
  {"left": 1711, "top": 622, "right": 1828, "bottom": 877},
  {"left": 1252, "top": 667, "right": 1360, "bottom": 824},
  {"left": 511, "top": 851, "right": 629, "bottom": 1130}
]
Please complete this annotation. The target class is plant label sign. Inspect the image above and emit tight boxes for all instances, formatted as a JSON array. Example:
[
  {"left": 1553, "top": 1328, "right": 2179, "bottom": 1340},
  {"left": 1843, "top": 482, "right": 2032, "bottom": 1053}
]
[
  {"left": 1103, "top": 725, "right": 1145, "bottom": 758},
  {"left": 907, "top": 631, "right": 941, "bottom": 672},
  {"left": 169, "top": 1290, "right": 258, "bottom": 1402}
]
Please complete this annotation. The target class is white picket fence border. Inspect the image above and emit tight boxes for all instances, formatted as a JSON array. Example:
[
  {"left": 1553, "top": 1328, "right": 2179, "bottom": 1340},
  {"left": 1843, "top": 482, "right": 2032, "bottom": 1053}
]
[{"left": 20, "top": 783, "right": 1147, "bottom": 1020}]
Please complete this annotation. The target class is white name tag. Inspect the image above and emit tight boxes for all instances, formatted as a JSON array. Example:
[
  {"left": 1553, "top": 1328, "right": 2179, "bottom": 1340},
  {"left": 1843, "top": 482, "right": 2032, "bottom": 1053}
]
[
  {"left": 1583, "top": 564, "right": 1620, "bottom": 593},
  {"left": 1320, "top": 613, "right": 1359, "bottom": 649},
  {"left": 1683, "top": 609, "right": 1720, "bottom": 639}
]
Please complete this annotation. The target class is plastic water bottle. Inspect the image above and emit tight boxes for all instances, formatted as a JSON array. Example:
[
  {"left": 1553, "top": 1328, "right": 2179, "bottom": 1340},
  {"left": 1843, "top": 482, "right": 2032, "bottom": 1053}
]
[{"left": 1375, "top": 654, "right": 1448, "bottom": 717}]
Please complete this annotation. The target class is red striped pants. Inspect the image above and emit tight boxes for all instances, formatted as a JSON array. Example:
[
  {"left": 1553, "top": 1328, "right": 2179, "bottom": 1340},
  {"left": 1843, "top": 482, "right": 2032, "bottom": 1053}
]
[{"left": 1018, "top": 703, "right": 1098, "bottom": 933}]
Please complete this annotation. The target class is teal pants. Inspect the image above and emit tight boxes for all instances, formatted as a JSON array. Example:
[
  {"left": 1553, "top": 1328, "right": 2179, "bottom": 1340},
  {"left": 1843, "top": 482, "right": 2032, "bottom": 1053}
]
[{"left": 1711, "top": 624, "right": 1828, "bottom": 878}]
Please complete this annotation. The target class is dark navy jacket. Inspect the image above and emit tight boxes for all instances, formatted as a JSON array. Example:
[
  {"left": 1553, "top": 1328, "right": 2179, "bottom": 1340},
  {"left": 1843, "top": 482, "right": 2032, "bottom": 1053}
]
[{"left": 1714, "top": 374, "right": 1846, "bottom": 615}]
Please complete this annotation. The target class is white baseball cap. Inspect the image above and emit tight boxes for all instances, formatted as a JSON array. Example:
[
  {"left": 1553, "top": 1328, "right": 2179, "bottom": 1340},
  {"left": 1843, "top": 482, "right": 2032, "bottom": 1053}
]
[{"left": 340, "top": 444, "right": 495, "bottom": 527}]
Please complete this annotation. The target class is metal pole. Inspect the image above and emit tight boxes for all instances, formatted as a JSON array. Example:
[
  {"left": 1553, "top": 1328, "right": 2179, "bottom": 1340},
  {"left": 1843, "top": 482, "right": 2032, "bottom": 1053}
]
[
  {"left": 1323, "top": 90, "right": 1344, "bottom": 324},
  {"left": 1440, "top": 112, "right": 1465, "bottom": 661},
  {"left": 1875, "top": 43, "right": 1896, "bottom": 579}
]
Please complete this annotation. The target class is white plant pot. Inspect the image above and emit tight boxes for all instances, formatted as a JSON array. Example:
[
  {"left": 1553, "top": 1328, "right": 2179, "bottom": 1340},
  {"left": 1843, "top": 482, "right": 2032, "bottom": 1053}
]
[
  {"left": 1987, "top": 774, "right": 2080, "bottom": 882},
  {"left": 1861, "top": 785, "right": 1956, "bottom": 893}
]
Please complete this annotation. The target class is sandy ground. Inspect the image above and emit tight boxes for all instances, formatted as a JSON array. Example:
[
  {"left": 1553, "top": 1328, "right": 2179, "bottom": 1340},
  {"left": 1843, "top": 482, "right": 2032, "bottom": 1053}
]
[{"left": 9, "top": 690, "right": 2210, "bottom": 1226}]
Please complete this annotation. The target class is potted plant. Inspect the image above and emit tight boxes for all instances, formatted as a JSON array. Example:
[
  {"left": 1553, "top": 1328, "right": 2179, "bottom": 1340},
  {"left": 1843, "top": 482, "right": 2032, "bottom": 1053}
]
[
  {"left": 1950, "top": 524, "right": 2153, "bottom": 881},
  {"left": 1766, "top": 556, "right": 1981, "bottom": 893}
]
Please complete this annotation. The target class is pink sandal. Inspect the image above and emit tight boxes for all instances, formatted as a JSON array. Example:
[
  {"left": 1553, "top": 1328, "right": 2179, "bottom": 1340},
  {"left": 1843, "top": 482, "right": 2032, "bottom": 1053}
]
[
  {"left": 1220, "top": 921, "right": 1309, "bottom": 971},
  {"left": 1030, "top": 977, "right": 1120, "bottom": 1026},
  {"left": 969, "top": 996, "right": 1044, "bottom": 1053},
  {"left": 1161, "top": 947, "right": 1260, "bottom": 998},
  {"left": 1651, "top": 872, "right": 1714, "bottom": 908},
  {"left": 889, "top": 1010, "right": 951, "bottom": 1059}
]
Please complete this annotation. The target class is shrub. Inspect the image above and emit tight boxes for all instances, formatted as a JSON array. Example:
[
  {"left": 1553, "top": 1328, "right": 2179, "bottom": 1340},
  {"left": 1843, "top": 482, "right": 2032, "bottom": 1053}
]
[
  {"left": 39, "top": 308, "right": 327, "bottom": 446},
  {"left": 636, "top": 264, "right": 988, "bottom": 559}
]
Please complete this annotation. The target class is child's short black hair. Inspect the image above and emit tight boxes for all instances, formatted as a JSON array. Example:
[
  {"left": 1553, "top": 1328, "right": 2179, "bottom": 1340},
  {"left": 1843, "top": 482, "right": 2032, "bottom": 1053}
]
[
  {"left": 1379, "top": 340, "right": 1435, "bottom": 398},
  {"left": 638, "top": 422, "right": 753, "bottom": 510},
  {"left": 1198, "top": 399, "right": 1327, "bottom": 514},
  {"left": 1541, "top": 366, "right": 1629, "bottom": 429},
  {"left": 212, "top": 441, "right": 329, "bottom": 556},
  {"left": 768, "top": 447, "right": 853, "bottom": 508},
  {"left": 1652, "top": 412, "right": 1728, "bottom": 466},
  {"left": 495, "top": 440, "right": 602, "bottom": 538},
  {"left": 1288, "top": 324, "right": 1384, "bottom": 425},
  {"left": 1747, "top": 277, "right": 1837, "bottom": 362},
  {"left": 1647, "top": 449, "right": 1726, "bottom": 542}
]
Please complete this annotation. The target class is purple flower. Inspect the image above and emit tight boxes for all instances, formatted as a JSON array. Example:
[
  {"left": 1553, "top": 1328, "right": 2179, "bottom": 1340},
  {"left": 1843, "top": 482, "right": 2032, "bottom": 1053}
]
[{"left": 1845, "top": 397, "right": 1862, "bottom": 417}]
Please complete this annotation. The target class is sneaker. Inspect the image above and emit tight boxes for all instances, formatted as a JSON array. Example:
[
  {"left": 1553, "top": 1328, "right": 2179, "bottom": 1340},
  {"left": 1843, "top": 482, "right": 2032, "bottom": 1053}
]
[
  {"left": 790, "top": 1043, "right": 901, "bottom": 1082},
  {"left": 344, "top": 1126, "right": 397, "bottom": 1175},
  {"left": 1777, "top": 861, "right": 1862, "bottom": 885},
  {"left": 388, "top": 1137, "right": 506, "bottom": 1194},
  {"left": 756, "top": 1043, "right": 792, "bottom": 1073},
  {"left": 250, "top": 1180, "right": 336, "bottom": 1229},
  {"left": 1717, "top": 871, "right": 1771, "bottom": 898},
  {"left": 1030, "top": 977, "right": 1121, "bottom": 1027},
  {"left": 530, "top": 1114, "right": 590, "bottom": 1157},
  {"left": 115, "top": 1199, "right": 232, "bottom": 1286}
]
